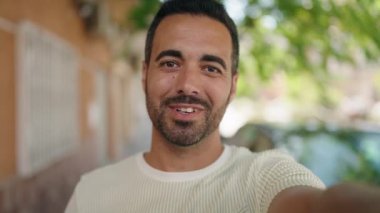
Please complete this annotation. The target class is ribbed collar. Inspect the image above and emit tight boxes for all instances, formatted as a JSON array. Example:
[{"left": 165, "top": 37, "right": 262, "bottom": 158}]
[{"left": 136, "top": 145, "right": 232, "bottom": 182}]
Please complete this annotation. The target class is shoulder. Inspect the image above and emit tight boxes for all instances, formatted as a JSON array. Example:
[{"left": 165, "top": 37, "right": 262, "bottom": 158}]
[
  {"left": 231, "top": 146, "right": 324, "bottom": 187},
  {"left": 228, "top": 145, "right": 296, "bottom": 169},
  {"left": 225, "top": 146, "right": 325, "bottom": 212},
  {"left": 233, "top": 147, "right": 325, "bottom": 213},
  {"left": 71, "top": 154, "right": 141, "bottom": 210},
  {"left": 77, "top": 154, "right": 138, "bottom": 190},
  {"left": 69, "top": 155, "right": 142, "bottom": 212},
  {"left": 222, "top": 146, "right": 306, "bottom": 187}
]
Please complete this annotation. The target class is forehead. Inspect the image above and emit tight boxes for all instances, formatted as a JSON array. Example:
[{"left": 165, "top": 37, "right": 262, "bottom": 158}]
[{"left": 152, "top": 14, "right": 232, "bottom": 63}]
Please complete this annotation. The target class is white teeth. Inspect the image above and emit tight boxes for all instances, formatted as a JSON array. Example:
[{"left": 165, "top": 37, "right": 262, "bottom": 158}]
[{"left": 177, "top": 108, "right": 195, "bottom": 113}]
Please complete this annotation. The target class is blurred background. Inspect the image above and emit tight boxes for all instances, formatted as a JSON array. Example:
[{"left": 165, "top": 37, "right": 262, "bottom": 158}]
[{"left": 0, "top": 0, "right": 379, "bottom": 212}]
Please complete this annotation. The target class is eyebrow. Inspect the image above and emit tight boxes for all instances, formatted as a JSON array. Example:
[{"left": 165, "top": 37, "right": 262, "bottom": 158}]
[
  {"left": 200, "top": 54, "right": 226, "bottom": 70},
  {"left": 154, "top": 50, "right": 227, "bottom": 70},
  {"left": 155, "top": 49, "right": 183, "bottom": 62}
]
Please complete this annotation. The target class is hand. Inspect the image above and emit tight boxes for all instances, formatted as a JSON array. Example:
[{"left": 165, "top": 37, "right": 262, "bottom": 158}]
[
  {"left": 269, "top": 182, "right": 380, "bottom": 213},
  {"left": 312, "top": 182, "right": 380, "bottom": 213}
]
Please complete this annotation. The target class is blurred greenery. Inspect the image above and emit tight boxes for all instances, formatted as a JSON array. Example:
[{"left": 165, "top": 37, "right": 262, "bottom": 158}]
[
  {"left": 238, "top": 0, "right": 380, "bottom": 102},
  {"left": 128, "top": 0, "right": 160, "bottom": 29},
  {"left": 344, "top": 153, "right": 380, "bottom": 186},
  {"left": 128, "top": 0, "right": 380, "bottom": 104},
  {"left": 229, "top": 123, "right": 380, "bottom": 186}
]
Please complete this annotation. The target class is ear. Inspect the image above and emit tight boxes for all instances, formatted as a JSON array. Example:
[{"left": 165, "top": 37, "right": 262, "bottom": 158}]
[
  {"left": 228, "top": 73, "right": 239, "bottom": 103},
  {"left": 142, "top": 61, "right": 148, "bottom": 94}
]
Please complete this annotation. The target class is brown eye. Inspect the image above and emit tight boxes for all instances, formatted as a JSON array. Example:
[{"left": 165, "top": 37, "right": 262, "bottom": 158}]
[
  {"left": 165, "top": 61, "right": 177, "bottom": 68},
  {"left": 159, "top": 61, "right": 179, "bottom": 68},
  {"left": 203, "top": 66, "right": 221, "bottom": 74}
]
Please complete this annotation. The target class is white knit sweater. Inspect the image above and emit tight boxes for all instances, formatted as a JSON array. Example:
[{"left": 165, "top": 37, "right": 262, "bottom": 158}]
[{"left": 65, "top": 145, "right": 325, "bottom": 213}]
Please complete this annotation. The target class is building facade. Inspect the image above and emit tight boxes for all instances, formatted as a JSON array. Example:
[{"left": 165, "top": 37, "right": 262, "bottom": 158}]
[{"left": 0, "top": 0, "right": 145, "bottom": 212}]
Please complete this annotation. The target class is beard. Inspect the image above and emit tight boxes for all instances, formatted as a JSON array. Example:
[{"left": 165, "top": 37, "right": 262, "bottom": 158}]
[{"left": 146, "top": 94, "right": 229, "bottom": 147}]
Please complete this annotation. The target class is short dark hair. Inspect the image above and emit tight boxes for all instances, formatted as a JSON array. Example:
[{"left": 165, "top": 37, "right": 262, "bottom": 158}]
[{"left": 144, "top": 0, "right": 239, "bottom": 74}]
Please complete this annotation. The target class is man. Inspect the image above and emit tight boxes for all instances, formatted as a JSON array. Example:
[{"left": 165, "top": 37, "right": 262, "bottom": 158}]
[{"left": 66, "top": 0, "right": 380, "bottom": 212}]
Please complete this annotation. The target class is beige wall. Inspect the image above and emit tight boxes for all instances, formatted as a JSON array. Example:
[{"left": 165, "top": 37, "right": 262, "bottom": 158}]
[
  {"left": 0, "top": 0, "right": 139, "bottom": 211},
  {"left": 0, "top": 0, "right": 111, "bottom": 182},
  {"left": 0, "top": 0, "right": 85, "bottom": 48},
  {"left": 0, "top": 30, "right": 16, "bottom": 182}
]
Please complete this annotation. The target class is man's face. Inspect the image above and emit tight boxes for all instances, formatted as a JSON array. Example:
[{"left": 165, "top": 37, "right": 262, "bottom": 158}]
[{"left": 143, "top": 14, "right": 238, "bottom": 147}]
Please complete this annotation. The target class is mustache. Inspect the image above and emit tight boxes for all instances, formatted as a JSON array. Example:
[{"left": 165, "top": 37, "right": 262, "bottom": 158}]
[{"left": 162, "top": 95, "right": 210, "bottom": 109}]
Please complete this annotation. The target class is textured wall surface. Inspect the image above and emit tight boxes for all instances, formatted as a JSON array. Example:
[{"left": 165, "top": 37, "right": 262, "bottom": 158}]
[{"left": 0, "top": 0, "right": 113, "bottom": 212}]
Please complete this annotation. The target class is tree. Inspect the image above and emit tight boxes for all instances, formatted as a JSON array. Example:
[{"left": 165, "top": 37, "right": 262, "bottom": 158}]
[{"left": 128, "top": 0, "right": 380, "bottom": 104}]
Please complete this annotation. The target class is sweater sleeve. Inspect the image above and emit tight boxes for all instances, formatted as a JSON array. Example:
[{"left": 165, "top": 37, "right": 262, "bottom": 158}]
[
  {"left": 64, "top": 193, "right": 78, "bottom": 213},
  {"left": 251, "top": 149, "right": 325, "bottom": 213}
]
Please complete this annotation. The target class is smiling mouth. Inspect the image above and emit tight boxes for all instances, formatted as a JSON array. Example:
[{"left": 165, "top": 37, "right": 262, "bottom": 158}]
[{"left": 176, "top": 107, "right": 196, "bottom": 114}]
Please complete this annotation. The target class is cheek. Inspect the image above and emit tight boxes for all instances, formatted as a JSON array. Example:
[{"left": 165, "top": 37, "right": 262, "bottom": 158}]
[
  {"left": 205, "top": 81, "right": 232, "bottom": 106},
  {"left": 146, "top": 74, "right": 175, "bottom": 100}
]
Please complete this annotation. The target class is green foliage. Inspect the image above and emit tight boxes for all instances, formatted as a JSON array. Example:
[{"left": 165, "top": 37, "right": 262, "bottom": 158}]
[
  {"left": 238, "top": 0, "right": 380, "bottom": 103},
  {"left": 344, "top": 154, "right": 380, "bottom": 186},
  {"left": 240, "top": 0, "right": 380, "bottom": 74},
  {"left": 128, "top": 0, "right": 380, "bottom": 103},
  {"left": 128, "top": 0, "right": 380, "bottom": 70},
  {"left": 128, "top": 0, "right": 160, "bottom": 30}
]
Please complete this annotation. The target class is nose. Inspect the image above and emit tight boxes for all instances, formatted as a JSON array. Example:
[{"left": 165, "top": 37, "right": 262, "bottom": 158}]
[{"left": 174, "top": 66, "right": 200, "bottom": 96}]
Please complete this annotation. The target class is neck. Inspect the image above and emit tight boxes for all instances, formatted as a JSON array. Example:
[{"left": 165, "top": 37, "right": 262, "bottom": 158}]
[{"left": 144, "top": 127, "right": 224, "bottom": 172}]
